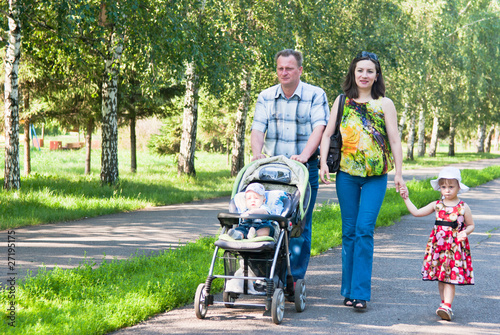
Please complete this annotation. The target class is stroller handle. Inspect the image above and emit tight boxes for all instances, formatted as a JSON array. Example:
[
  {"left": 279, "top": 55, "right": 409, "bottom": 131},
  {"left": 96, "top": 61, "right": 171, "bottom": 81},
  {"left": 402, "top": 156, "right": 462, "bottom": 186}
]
[{"left": 217, "top": 212, "right": 290, "bottom": 229}]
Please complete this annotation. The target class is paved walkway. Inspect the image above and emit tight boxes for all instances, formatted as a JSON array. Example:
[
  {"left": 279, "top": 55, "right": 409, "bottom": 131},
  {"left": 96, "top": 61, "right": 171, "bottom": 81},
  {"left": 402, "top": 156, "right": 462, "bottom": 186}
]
[{"left": 2, "top": 158, "right": 500, "bottom": 334}]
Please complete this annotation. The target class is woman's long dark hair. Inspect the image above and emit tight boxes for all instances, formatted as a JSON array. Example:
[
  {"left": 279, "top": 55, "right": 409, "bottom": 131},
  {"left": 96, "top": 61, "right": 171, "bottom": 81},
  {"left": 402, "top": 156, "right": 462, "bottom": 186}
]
[{"left": 342, "top": 52, "right": 385, "bottom": 99}]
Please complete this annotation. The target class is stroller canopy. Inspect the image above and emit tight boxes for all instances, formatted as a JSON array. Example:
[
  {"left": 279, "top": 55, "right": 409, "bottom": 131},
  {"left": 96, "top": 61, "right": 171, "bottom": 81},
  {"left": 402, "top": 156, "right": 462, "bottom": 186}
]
[{"left": 232, "top": 155, "right": 310, "bottom": 219}]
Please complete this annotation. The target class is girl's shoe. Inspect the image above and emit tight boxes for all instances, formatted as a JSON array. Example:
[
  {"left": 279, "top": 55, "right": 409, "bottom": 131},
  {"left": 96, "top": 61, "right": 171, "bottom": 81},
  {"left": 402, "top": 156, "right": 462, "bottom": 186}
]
[{"left": 436, "top": 305, "right": 453, "bottom": 321}]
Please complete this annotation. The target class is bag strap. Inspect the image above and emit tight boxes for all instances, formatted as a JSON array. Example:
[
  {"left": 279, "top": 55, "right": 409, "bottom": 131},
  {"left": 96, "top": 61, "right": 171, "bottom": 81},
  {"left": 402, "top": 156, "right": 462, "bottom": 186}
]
[{"left": 334, "top": 94, "right": 346, "bottom": 133}]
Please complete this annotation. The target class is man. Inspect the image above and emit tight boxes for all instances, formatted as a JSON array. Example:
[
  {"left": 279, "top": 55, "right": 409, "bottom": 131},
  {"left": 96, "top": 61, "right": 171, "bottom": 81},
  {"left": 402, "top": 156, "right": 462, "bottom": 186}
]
[{"left": 251, "top": 49, "right": 329, "bottom": 281}]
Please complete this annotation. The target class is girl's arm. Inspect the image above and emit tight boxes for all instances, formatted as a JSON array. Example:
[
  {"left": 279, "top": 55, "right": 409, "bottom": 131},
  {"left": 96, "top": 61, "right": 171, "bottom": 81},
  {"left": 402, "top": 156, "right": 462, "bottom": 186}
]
[
  {"left": 404, "top": 197, "right": 435, "bottom": 217},
  {"left": 457, "top": 203, "right": 475, "bottom": 242}
]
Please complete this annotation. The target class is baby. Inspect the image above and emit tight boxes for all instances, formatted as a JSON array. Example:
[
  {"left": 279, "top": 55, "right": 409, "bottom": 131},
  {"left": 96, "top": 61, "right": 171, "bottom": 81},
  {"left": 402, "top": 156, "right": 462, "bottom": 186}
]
[{"left": 227, "top": 183, "right": 274, "bottom": 240}]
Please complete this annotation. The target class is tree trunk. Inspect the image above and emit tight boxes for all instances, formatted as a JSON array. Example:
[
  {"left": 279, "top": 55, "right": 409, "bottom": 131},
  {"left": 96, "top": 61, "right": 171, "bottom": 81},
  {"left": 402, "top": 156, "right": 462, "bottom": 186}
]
[
  {"left": 406, "top": 112, "right": 416, "bottom": 160},
  {"left": 485, "top": 124, "right": 494, "bottom": 153},
  {"left": 476, "top": 122, "right": 486, "bottom": 153},
  {"left": 494, "top": 126, "right": 499, "bottom": 152},
  {"left": 178, "top": 62, "right": 199, "bottom": 176},
  {"left": 24, "top": 120, "right": 31, "bottom": 176},
  {"left": 231, "top": 69, "right": 252, "bottom": 177},
  {"left": 398, "top": 103, "right": 407, "bottom": 141},
  {"left": 130, "top": 116, "right": 137, "bottom": 173},
  {"left": 448, "top": 117, "right": 455, "bottom": 156},
  {"left": 3, "top": 0, "right": 21, "bottom": 190},
  {"left": 23, "top": 85, "right": 32, "bottom": 176},
  {"left": 417, "top": 107, "right": 425, "bottom": 157},
  {"left": 100, "top": 32, "right": 123, "bottom": 185},
  {"left": 428, "top": 112, "right": 439, "bottom": 157},
  {"left": 85, "top": 117, "right": 94, "bottom": 175}
]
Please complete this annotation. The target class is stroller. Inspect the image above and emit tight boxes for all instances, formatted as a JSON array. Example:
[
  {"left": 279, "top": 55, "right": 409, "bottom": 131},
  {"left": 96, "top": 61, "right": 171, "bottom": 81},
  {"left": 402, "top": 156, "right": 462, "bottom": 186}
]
[{"left": 194, "top": 155, "right": 311, "bottom": 324}]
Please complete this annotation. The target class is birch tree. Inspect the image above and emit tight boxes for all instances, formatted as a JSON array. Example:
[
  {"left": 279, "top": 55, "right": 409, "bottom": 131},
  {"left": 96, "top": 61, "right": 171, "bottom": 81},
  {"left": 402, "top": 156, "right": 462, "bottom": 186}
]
[
  {"left": 428, "top": 111, "right": 439, "bottom": 157},
  {"left": 417, "top": 107, "right": 426, "bottom": 157},
  {"left": 231, "top": 69, "right": 251, "bottom": 176},
  {"left": 178, "top": 61, "right": 199, "bottom": 176},
  {"left": 100, "top": 28, "right": 123, "bottom": 184},
  {"left": 3, "top": 0, "right": 21, "bottom": 190}
]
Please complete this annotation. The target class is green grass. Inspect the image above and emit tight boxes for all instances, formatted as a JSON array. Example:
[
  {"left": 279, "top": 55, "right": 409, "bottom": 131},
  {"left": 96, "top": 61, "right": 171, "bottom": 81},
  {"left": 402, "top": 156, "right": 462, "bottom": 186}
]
[
  {"left": 0, "top": 147, "right": 235, "bottom": 230},
  {"left": 400, "top": 151, "right": 500, "bottom": 169},
  {"left": 0, "top": 238, "right": 224, "bottom": 334}
]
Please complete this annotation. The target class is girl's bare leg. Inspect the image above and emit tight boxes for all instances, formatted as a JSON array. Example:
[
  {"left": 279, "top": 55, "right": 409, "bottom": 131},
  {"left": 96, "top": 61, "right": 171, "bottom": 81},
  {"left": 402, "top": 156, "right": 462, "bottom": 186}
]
[
  {"left": 438, "top": 282, "right": 445, "bottom": 302},
  {"left": 443, "top": 283, "right": 455, "bottom": 305}
]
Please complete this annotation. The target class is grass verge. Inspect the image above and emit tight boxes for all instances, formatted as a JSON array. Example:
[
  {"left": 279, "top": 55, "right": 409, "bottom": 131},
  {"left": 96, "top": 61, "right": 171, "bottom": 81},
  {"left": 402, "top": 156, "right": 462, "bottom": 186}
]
[
  {"left": 1, "top": 165, "right": 500, "bottom": 334},
  {"left": 0, "top": 150, "right": 235, "bottom": 230}
]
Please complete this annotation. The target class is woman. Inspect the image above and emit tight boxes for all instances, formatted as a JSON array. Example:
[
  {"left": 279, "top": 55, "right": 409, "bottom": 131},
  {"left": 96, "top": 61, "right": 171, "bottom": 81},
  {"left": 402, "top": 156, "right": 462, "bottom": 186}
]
[{"left": 319, "top": 51, "right": 406, "bottom": 310}]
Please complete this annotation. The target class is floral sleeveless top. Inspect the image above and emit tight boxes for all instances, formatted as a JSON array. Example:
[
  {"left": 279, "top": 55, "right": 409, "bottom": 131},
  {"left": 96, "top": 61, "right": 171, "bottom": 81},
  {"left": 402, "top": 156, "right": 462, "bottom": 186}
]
[{"left": 339, "top": 97, "right": 394, "bottom": 177}]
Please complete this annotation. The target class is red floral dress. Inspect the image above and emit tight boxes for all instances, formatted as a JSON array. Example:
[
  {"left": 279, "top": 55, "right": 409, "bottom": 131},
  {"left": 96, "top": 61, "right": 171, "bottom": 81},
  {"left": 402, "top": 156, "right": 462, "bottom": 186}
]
[{"left": 421, "top": 200, "right": 474, "bottom": 285}]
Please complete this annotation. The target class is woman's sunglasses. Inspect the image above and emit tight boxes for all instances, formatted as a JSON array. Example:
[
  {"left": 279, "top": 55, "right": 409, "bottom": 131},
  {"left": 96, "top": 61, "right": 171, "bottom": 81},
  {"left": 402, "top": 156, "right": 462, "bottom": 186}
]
[{"left": 356, "top": 51, "right": 379, "bottom": 62}]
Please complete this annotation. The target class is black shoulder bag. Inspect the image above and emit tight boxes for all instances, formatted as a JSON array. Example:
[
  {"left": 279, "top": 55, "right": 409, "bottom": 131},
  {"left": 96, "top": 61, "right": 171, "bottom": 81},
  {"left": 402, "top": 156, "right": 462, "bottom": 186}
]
[{"left": 323, "top": 94, "right": 345, "bottom": 173}]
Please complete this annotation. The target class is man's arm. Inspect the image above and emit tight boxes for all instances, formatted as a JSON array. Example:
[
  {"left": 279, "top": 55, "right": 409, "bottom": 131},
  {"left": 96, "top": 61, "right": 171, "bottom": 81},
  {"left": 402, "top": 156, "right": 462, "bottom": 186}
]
[
  {"left": 290, "top": 125, "right": 325, "bottom": 163},
  {"left": 251, "top": 129, "right": 267, "bottom": 161},
  {"left": 291, "top": 88, "right": 328, "bottom": 163}
]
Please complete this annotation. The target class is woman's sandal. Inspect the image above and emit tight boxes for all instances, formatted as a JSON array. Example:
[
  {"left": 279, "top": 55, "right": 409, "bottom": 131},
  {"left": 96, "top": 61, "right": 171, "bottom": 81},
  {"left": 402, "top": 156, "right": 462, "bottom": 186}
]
[
  {"left": 353, "top": 299, "right": 367, "bottom": 309},
  {"left": 343, "top": 298, "right": 354, "bottom": 306}
]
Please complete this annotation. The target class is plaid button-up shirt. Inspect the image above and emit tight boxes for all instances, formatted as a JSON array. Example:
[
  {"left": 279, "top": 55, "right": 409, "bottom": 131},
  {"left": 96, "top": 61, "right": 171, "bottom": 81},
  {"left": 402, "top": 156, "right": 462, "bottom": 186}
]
[{"left": 252, "top": 81, "right": 329, "bottom": 158}]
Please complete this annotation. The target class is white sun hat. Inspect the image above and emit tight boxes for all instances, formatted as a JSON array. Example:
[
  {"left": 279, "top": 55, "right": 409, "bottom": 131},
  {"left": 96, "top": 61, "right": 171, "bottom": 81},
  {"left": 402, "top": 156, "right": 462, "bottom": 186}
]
[{"left": 430, "top": 167, "right": 469, "bottom": 194}]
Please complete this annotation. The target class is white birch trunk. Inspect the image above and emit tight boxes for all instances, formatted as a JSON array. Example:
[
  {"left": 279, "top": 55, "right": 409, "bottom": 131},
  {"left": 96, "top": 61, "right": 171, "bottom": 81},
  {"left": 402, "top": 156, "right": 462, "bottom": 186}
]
[
  {"left": 231, "top": 69, "right": 252, "bottom": 176},
  {"left": 4, "top": 0, "right": 21, "bottom": 190},
  {"left": 476, "top": 122, "right": 486, "bottom": 153},
  {"left": 417, "top": 108, "right": 426, "bottom": 157},
  {"left": 178, "top": 62, "right": 199, "bottom": 176},
  {"left": 101, "top": 32, "right": 123, "bottom": 184},
  {"left": 428, "top": 111, "right": 439, "bottom": 157},
  {"left": 406, "top": 113, "right": 416, "bottom": 160},
  {"left": 398, "top": 103, "right": 407, "bottom": 141}
]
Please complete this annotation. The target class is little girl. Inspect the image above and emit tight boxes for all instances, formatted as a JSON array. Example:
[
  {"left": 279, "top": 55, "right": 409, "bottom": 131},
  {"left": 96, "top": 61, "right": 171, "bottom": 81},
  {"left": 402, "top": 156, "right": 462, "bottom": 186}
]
[{"left": 402, "top": 167, "right": 475, "bottom": 321}]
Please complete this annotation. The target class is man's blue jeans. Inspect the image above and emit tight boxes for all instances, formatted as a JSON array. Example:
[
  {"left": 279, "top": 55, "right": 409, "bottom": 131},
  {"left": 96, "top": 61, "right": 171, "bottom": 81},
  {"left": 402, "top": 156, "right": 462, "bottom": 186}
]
[
  {"left": 289, "top": 159, "right": 318, "bottom": 280},
  {"left": 336, "top": 171, "right": 387, "bottom": 301}
]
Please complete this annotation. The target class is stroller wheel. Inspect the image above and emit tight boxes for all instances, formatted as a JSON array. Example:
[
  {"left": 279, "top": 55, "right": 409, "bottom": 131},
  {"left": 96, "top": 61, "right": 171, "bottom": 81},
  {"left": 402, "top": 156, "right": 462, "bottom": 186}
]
[
  {"left": 294, "top": 279, "right": 306, "bottom": 312},
  {"left": 194, "top": 283, "right": 208, "bottom": 319},
  {"left": 271, "top": 288, "right": 285, "bottom": 324},
  {"left": 223, "top": 291, "right": 236, "bottom": 308}
]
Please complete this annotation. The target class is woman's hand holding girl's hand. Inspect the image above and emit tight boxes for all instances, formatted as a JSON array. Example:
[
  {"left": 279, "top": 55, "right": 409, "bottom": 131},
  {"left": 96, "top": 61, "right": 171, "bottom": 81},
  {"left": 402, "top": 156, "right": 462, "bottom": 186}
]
[
  {"left": 394, "top": 176, "right": 408, "bottom": 199},
  {"left": 457, "top": 231, "right": 467, "bottom": 242},
  {"left": 399, "top": 184, "right": 409, "bottom": 199}
]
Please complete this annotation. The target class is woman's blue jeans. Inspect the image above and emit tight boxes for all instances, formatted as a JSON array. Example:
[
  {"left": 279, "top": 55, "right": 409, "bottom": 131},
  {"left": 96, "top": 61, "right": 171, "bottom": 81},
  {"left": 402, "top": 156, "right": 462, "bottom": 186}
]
[{"left": 336, "top": 171, "right": 387, "bottom": 301}]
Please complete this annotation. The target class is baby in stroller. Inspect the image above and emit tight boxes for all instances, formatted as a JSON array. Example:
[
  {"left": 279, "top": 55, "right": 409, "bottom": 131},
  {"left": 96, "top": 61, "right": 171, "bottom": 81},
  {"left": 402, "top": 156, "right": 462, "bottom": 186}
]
[
  {"left": 195, "top": 156, "right": 311, "bottom": 324},
  {"left": 227, "top": 182, "right": 277, "bottom": 240}
]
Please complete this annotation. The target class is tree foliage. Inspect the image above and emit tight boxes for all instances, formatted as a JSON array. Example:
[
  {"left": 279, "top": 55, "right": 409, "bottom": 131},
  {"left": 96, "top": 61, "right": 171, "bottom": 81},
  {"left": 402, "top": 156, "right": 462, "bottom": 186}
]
[{"left": 2, "top": 0, "right": 499, "bottom": 184}]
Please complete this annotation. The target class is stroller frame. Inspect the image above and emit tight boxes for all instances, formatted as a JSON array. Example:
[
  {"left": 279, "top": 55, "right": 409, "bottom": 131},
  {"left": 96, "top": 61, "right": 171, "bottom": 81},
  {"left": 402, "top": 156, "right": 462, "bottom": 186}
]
[{"left": 194, "top": 156, "right": 310, "bottom": 324}]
